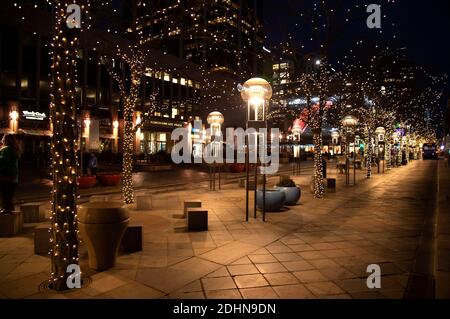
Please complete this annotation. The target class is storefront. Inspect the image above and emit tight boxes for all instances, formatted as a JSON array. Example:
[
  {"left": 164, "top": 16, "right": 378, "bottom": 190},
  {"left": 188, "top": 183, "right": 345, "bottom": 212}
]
[{"left": 140, "top": 117, "right": 184, "bottom": 155}]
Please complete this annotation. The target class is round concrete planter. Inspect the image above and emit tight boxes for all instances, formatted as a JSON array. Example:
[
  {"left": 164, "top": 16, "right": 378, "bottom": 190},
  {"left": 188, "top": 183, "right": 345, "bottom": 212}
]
[
  {"left": 78, "top": 202, "right": 129, "bottom": 271},
  {"left": 274, "top": 186, "right": 301, "bottom": 206},
  {"left": 256, "top": 189, "right": 286, "bottom": 212}
]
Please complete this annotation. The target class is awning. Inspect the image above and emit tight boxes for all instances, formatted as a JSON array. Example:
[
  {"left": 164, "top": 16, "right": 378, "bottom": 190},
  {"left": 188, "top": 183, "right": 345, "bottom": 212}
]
[{"left": 18, "top": 129, "right": 52, "bottom": 137}]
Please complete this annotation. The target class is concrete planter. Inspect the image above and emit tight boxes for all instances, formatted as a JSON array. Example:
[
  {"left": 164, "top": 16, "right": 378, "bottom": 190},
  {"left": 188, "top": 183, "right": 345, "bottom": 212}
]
[
  {"left": 78, "top": 202, "right": 129, "bottom": 271},
  {"left": 274, "top": 186, "right": 301, "bottom": 206},
  {"left": 229, "top": 163, "right": 245, "bottom": 173},
  {"left": 78, "top": 176, "right": 97, "bottom": 189},
  {"left": 256, "top": 189, "right": 286, "bottom": 212},
  {"left": 97, "top": 173, "right": 122, "bottom": 186}
]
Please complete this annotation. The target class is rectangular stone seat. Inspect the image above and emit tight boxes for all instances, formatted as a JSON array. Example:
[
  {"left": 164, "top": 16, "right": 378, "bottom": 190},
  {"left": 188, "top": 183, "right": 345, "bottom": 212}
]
[
  {"left": 120, "top": 224, "right": 143, "bottom": 253},
  {"left": 21, "top": 202, "right": 45, "bottom": 223},
  {"left": 34, "top": 225, "right": 51, "bottom": 255},
  {"left": 0, "top": 211, "right": 23, "bottom": 237},
  {"left": 187, "top": 208, "right": 208, "bottom": 232},
  {"left": 183, "top": 200, "right": 201, "bottom": 218},
  {"left": 135, "top": 195, "right": 152, "bottom": 211},
  {"left": 326, "top": 178, "right": 336, "bottom": 193},
  {"left": 89, "top": 195, "right": 109, "bottom": 203}
]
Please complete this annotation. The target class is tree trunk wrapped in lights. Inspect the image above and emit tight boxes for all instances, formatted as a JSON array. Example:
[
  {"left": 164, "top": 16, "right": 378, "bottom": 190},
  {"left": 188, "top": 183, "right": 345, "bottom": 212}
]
[
  {"left": 366, "top": 127, "right": 373, "bottom": 178},
  {"left": 49, "top": 0, "right": 88, "bottom": 291},
  {"left": 108, "top": 48, "right": 145, "bottom": 205},
  {"left": 312, "top": 127, "right": 324, "bottom": 198}
]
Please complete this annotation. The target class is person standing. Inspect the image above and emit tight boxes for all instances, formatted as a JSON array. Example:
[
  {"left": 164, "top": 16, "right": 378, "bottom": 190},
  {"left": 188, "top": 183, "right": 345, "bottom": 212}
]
[
  {"left": 0, "top": 134, "right": 21, "bottom": 214},
  {"left": 88, "top": 152, "right": 98, "bottom": 176}
]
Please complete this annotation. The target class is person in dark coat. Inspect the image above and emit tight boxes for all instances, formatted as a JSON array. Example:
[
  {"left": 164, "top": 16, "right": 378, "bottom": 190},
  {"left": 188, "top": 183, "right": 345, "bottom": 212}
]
[{"left": 0, "top": 134, "right": 21, "bottom": 214}]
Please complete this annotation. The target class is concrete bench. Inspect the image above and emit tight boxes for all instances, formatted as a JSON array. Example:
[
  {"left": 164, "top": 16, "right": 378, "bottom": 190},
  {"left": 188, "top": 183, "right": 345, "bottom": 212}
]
[
  {"left": 0, "top": 211, "right": 23, "bottom": 236},
  {"left": 34, "top": 225, "right": 51, "bottom": 255},
  {"left": 21, "top": 203, "right": 46, "bottom": 223},
  {"left": 183, "top": 200, "right": 201, "bottom": 218},
  {"left": 89, "top": 195, "right": 109, "bottom": 203},
  {"left": 238, "top": 179, "right": 257, "bottom": 190},
  {"left": 326, "top": 178, "right": 336, "bottom": 193},
  {"left": 135, "top": 195, "right": 153, "bottom": 211},
  {"left": 187, "top": 208, "right": 208, "bottom": 232},
  {"left": 120, "top": 224, "right": 143, "bottom": 253}
]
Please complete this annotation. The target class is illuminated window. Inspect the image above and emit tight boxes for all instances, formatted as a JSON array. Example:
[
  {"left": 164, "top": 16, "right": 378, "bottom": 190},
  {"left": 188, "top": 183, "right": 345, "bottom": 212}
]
[{"left": 164, "top": 73, "right": 170, "bottom": 81}]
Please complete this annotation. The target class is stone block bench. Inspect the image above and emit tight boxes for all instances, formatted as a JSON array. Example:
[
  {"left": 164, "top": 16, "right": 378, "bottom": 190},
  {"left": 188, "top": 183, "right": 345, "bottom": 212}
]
[
  {"left": 89, "top": 195, "right": 109, "bottom": 203},
  {"left": 0, "top": 211, "right": 23, "bottom": 237},
  {"left": 183, "top": 200, "right": 201, "bottom": 218},
  {"left": 187, "top": 208, "right": 208, "bottom": 232},
  {"left": 135, "top": 195, "right": 153, "bottom": 211},
  {"left": 21, "top": 202, "right": 46, "bottom": 223},
  {"left": 326, "top": 178, "right": 336, "bottom": 193},
  {"left": 34, "top": 225, "right": 51, "bottom": 255},
  {"left": 120, "top": 224, "right": 143, "bottom": 253}
]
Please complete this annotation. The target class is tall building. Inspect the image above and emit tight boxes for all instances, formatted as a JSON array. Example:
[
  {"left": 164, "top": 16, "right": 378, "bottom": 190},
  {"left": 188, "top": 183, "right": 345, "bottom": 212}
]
[
  {"left": 132, "top": 0, "right": 264, "bottom": 78},
  {"left": 0, "top": 0, "right": 207, "bottom": 162}
]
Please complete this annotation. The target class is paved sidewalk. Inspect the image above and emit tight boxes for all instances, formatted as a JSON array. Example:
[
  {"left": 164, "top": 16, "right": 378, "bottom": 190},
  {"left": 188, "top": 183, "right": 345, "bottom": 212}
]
[{"left": 0, "top": 160, "right": 443, "bottom": 299}]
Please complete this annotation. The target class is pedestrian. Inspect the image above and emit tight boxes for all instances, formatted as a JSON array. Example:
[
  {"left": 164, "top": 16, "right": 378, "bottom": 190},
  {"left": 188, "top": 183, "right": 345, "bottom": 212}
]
[
  {"left": 88, "top": 152, "right": 98, "bottom": 176},
  {"left": 0, "top": 134, "right": 21, "bottom": 214}
]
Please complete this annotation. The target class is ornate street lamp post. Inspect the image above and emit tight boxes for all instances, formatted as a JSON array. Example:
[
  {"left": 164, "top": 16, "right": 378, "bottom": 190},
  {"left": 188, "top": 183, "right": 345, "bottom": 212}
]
[
  {"left": 342, "top": 115, "right": 358, "bottom": 185},
  {"left": 241, "top": 78, "right": 272, "bottom": 222},
  {"left": 392, "top": 131, "right": 400, "bottom": 167},
  {"left": 207, "top": 111, "right": 224, "bottom": 191},
  {"left": 375, "top": 127, "right": 386, "bottom": 173},
  {"left": 292, "top": 119, "right": 302, "bottom": 176}
]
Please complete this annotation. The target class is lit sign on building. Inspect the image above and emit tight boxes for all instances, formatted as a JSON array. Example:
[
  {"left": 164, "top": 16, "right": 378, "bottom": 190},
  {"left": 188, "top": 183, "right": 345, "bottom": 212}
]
[{"left": 22, "top": 111, "right": 47, "bottom": 121}]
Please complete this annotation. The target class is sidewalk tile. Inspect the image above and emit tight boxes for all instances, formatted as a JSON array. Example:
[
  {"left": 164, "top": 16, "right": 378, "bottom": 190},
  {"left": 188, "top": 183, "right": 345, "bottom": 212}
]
[
  {"left": 273, "top": 284, "right": 315, "bottom": 299},
  {"left": 234, "top": 274, "right": 269, "bottom": 289},
  {"left": 240, "top": 287, "right": 279, "bottom": 299}
]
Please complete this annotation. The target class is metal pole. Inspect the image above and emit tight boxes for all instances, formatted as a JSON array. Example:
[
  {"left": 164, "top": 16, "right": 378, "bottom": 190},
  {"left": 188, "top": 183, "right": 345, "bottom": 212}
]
[
  {"left": 245, "top": 136, "right": 250, "bottom": 222},
  {"left": 263, "top": 165, "right": 266, "bottom": 222},
  {"left": 353, "top": 136, "right": 356, "bottom": 185},
  {"left": 218, "top": 164, "right": 221, "bottom": 190},
  {"left": 245, "top": 135, "right": 249, "bottom": 222},
  {"left": 254, "top": 146, "right": 257, "bottom": 219}
]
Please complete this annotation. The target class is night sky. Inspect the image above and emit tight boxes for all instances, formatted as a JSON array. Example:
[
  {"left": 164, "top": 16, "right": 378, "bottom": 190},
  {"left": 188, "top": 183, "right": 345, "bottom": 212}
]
[{"left": 263, "top": 0, "right": 450, "bottom": 99}]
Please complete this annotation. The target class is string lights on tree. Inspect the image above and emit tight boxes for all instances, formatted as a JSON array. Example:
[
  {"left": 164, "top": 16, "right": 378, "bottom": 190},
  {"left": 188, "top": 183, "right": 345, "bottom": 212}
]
[{"left": 48, "top": 0, "right": 90, "bottom": 291}]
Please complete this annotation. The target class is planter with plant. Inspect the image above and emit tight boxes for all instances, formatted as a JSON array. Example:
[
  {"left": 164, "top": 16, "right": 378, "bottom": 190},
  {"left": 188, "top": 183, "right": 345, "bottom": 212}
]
[{"left": 274, "top": 179, "right": 301, "bottom": 206}]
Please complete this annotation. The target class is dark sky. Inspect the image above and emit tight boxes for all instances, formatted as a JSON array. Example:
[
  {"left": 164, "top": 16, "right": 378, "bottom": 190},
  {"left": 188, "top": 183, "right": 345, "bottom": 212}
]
[{"left": 263, "top": 0, "right": 450, "bottom": 95}]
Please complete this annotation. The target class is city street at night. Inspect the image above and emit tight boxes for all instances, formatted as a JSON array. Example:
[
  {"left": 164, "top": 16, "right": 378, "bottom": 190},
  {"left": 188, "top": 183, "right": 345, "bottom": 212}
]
[
  {"left": 1, "top": 159, "right": 449, "bottom": 299},
  {"left": 0, "top": 0, "right": 449, "bottom": 315}
]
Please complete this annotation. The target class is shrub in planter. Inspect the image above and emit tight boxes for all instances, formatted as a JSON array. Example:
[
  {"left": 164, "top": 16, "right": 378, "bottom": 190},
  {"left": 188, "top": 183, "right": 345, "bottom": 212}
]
[
  {"left": 229, "top": 163, "right": 245, "bottom": 173},
  {"left": 78, "top": 175, "right": 97, "bottom": 189},
  {"left": 97, "top": 173, "right": 122, "bottom": 186},
  {"left": 274, "top": 179, "right": 301, "bottom": 206}
]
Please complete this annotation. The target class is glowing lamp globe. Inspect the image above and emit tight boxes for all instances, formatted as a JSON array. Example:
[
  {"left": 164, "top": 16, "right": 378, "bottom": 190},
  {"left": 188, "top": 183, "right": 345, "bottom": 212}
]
[
  {"left": 331, "top": 131, "right": 340, "bottom": 144},
  {"left": 375, "top": 127, "right": 386, "bottom": 141},
  {"left": 241, "top": 78, "right": 272, "bottom": 122},
  {"left": 207, "top": 111, "right": 224, "bottom": 126},
  {"left": 292, "top": 119, "right": 302, "bottom": 134},
  {"left": 341, "top": 115, "right": 358, "bottom": 130},
  {"left": 207, "top": 111, "right": 224, "bottom": 137}
]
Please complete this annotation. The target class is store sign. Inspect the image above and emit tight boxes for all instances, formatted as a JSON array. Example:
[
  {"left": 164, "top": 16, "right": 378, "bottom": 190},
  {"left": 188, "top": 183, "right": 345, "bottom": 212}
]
[{"left": 22, "top": 111, "right": 47, "bottom": 121}]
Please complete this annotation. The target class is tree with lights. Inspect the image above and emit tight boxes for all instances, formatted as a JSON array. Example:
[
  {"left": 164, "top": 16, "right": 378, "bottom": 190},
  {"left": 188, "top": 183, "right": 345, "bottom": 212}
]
[
  {"left": 106, "top": 45, "right": 146, "bottom": 205},
  {"left": 48, "top": 0, "right": 90, "bottom": 291}
]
